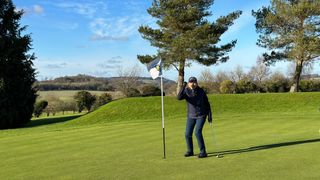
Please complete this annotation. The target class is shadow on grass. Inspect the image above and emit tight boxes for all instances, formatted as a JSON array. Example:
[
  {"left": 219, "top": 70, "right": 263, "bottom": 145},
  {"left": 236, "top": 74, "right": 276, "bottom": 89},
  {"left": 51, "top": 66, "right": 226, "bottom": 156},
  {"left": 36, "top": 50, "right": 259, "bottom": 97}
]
[
  {"left": 25, "top": 114, "right": 83, "bottom": 128},
  {"left": 208, "top": 138, "right": 320, "bottom": 158}
]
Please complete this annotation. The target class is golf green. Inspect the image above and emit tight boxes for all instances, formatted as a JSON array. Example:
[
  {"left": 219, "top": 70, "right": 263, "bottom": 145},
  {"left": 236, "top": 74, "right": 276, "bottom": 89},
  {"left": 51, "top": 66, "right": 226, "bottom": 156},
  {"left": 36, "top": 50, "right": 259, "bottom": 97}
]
[{"left": 1, "top": 93, "right": 320, "bottom": 179}]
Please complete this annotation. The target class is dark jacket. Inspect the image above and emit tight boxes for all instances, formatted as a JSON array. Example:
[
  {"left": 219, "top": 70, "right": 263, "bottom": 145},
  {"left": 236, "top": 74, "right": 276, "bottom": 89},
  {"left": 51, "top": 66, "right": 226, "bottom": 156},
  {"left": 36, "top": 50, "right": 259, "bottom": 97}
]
[{"left": 177, "top": 85, "right": 212, "bottom": 122}]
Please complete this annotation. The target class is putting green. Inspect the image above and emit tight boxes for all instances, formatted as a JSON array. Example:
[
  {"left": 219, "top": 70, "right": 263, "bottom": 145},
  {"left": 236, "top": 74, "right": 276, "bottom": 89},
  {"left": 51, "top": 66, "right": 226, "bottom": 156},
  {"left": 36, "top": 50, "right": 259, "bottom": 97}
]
[{"left": 1, "top": 93, "right": 320, "bottom": 179}]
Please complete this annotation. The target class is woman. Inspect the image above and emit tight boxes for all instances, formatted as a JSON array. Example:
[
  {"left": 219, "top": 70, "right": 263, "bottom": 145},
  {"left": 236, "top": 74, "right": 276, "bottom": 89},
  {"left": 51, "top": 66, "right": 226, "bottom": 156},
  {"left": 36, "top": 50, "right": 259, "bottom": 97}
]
[{"left": 177, "top": 77, "right": 212, "bottom": 158}]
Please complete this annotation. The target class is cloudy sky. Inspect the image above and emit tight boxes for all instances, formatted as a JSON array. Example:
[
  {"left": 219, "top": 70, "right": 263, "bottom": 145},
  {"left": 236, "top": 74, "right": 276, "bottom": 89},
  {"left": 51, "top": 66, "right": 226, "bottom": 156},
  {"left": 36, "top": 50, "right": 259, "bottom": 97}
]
[{"left": 13, "top": 0, "right": 319, "bottom": 81}]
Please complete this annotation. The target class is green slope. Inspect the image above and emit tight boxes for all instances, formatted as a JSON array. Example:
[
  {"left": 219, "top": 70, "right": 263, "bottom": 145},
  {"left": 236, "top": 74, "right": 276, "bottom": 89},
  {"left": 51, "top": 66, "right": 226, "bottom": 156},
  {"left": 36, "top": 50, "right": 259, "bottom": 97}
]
[{"left": 66, "top": 92, "right": 320, "bottom": 126}]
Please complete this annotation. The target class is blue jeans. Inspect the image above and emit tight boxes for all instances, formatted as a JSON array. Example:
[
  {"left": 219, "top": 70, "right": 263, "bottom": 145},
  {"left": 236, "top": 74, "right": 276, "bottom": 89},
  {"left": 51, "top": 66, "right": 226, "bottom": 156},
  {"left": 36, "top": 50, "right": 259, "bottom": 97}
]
[{"left": 185, "top": 117, "right": 206, "bottom": 154}]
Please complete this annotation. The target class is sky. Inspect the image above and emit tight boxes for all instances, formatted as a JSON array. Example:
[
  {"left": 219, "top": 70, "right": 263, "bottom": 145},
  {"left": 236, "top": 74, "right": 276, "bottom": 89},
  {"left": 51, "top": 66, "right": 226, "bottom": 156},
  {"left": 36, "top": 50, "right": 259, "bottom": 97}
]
[{"left": 13, "top": 0, "right": 319, "bottom": 81}]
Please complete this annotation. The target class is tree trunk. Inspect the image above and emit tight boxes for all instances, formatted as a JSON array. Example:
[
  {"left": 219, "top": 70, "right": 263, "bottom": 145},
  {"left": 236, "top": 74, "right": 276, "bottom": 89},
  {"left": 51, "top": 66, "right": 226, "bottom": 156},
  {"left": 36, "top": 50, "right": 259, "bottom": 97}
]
[
  {"left": 290, "top": 60, "right": 303, "bottom": 93},
  {"left": 176, "top": 60, "right": 185, "bottom": 94}
]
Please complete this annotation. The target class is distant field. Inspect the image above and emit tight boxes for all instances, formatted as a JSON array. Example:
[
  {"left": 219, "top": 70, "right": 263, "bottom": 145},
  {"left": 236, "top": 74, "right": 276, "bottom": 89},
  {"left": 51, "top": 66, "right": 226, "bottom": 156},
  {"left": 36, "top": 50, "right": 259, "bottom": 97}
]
[
  {"left": 1, "top": 92, "right": 320, "bottom": 179},
  {"left": 37, "top": 90, "right": 124, "bottom": 101}
]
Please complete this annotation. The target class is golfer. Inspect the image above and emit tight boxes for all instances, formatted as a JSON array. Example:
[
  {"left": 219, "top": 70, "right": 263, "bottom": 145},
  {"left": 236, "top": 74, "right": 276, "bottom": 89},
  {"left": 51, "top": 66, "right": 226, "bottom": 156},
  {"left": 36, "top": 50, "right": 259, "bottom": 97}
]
[{"left": 177, "top": 77, "right": 212, "bottom": 158}]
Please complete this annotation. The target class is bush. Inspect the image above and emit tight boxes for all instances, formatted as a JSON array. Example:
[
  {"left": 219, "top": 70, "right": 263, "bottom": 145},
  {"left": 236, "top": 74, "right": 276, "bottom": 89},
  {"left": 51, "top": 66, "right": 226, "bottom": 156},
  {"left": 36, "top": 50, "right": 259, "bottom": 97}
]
[
  {"left": 74, "top": 91, "right": 96, "bottom": 112},
  {"left": 264, "top": 79, "right": 290, "bottom": 92},
  {"left": 64, "top": 101, "right": 78, "bottom": 114},
  {"left": 264, "top": 72, "right": 290, "bottom": 92},
  {"left": 33, "top": 100, "right": 48, "bottom": 117},
  {"left": 200, "top": 82, "right": 220, "bottom": 94},
  {"left": 95, "top": 93, "right": 113, "bottom": 108},
  {"left": 300, "top": 80, "right": 320, "bottom": 92},
  {"left": 219, "top": 80, "right": 235, "bottom": 94},
  {"left": 127, "top": 88, "right": 141, "bottom": 97},
  {"left": 141, "top": 85, "right": 161, "bottom": 97},
  {"left": 235, "top": 79, "right": 257, "bottom": 93}
]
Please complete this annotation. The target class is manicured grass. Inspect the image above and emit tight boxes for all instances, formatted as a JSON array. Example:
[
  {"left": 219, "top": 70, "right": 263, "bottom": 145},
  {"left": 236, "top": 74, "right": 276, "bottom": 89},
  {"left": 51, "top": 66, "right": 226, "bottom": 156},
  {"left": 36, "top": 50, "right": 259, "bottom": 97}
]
[{"left": 1, "top": 93, "right": 320, "bottom": 179}]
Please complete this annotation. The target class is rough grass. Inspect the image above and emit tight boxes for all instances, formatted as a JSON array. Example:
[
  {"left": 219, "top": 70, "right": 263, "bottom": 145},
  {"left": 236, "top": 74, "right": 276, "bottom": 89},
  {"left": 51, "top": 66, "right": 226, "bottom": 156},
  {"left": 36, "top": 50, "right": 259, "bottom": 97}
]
[
  {"left": 37, "top": 90, "right": 124, "bottom": 101},
  {"left": 37, "top": 90, "right": 105, "bottom": 100},
  {"left": 1, "top": 92, "right": 320, "bottom": 179}
]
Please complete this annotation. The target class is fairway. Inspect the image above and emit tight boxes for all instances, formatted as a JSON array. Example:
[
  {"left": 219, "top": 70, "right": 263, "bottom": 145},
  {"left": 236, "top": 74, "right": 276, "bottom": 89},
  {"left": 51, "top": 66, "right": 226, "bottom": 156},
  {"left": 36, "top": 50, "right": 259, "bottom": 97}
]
[{"left": 1, "top": 93, "right": 320, "bottom": 179}]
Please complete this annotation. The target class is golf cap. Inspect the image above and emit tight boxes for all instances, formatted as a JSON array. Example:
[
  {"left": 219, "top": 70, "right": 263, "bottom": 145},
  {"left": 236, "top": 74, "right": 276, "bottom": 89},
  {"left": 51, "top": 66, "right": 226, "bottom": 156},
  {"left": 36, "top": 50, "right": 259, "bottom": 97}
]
[{"left": 188, "top": 77, "right": 197, "bottom": 83}]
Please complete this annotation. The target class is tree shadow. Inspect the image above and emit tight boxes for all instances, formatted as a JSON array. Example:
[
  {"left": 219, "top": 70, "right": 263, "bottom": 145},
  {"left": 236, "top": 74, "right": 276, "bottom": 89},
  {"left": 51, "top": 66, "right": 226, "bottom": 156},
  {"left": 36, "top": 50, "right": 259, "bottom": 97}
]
[
  {"left": 25, "top": 114, "right": 83, "bottom": 128},
  {"left": 207, "top": 138, "right": 320, "bottom": 158}
]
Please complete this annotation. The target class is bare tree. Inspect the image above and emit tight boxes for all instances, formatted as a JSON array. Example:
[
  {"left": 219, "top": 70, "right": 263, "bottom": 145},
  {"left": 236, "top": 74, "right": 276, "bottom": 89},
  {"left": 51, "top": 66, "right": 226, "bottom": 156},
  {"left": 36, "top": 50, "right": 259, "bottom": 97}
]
[
  {"left": 43, "top": 95, "right": 61, "bottom": 116},
  {"left": 229, "top": 65, "right": 245, "bottom": 83},
  {"left": 199, "top": 68, "right": 216, "bottom": 93},
  {"left": 249, "top": 56, "right": 270, "bottom": 86},
  {"left": 199, "top": 68, "right": 214, "bottom": 83},
  {"left": 214, "top": 70, "right": 230, "bottom": 84},
  {"left": 116, "top": 65, "right": 142, "bottom": 97}
]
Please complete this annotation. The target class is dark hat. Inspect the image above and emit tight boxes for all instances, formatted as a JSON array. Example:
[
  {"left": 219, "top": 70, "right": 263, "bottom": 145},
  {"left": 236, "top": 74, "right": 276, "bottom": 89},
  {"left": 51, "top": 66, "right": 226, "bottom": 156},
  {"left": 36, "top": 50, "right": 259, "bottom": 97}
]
[{"left": 188, "top": 77, "right": 197, "bottom": 83}]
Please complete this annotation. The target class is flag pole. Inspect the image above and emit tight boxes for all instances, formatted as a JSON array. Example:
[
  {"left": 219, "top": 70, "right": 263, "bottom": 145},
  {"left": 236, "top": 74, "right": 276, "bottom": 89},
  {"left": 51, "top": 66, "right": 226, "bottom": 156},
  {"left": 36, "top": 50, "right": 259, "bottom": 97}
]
[{"left": 160, "top": 75, "right": 166, "bottom": 159}]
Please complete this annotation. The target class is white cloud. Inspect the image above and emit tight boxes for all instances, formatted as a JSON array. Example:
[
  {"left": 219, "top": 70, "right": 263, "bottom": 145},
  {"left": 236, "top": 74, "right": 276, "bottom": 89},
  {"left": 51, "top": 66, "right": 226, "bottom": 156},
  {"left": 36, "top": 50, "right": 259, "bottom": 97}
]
[
  {"left": 33, "top": 5, "right": 44, "bottom": 14},
  {"left": 52, "top": 1, "right": 154, "bottom": 41},
  {"left": 57, "top": 22, "right": 79, "bottom": 31},
  {"left": 42, "top": 62, "right": 68, "bottom": 69},
  {"left": 55, "top": 2, "right": 107, "bottom": 18},
  {"left": 17, "top": 4, "right": 44, "bottom": 16},
  {"left": 97, "top": 57, "right": 123, "bottom": 69},
  {"left": 89, "top": 16, "right": 150, "bottom": 41}
]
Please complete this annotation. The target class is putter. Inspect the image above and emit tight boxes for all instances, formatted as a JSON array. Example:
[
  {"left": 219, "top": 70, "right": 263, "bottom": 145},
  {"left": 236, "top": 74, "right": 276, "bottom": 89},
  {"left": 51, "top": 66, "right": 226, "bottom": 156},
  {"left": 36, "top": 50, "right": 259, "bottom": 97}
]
[{"left": 209, "top": 122, "right": 221, "bottom": 158}]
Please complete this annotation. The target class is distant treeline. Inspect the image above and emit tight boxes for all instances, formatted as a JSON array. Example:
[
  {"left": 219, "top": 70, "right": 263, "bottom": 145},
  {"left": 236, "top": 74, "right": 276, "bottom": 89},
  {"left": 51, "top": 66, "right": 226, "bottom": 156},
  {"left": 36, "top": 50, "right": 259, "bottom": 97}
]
[
  {"left": 36, "top": 74, "right": 176, "bottom": 92},
  {"left": 37, "top": 82, "right": 115, "bottom": 91},
  {"left": 36, "top": 74, "right": 113, "bottom": 91}
]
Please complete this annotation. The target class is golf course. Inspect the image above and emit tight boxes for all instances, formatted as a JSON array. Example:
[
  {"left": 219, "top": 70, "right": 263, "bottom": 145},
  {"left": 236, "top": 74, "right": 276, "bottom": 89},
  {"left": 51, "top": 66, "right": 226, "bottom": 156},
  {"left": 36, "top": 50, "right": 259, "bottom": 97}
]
[{"left": 1, "top": 92, "right": 320, "bottom": 179}]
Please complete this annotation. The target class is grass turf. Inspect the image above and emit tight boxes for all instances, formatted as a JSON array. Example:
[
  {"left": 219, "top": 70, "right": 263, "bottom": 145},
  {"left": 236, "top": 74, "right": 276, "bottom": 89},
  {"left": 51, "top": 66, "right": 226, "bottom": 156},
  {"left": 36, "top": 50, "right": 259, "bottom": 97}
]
[{"left": 1, "top": 93, "right": 320, "bottom": 179}]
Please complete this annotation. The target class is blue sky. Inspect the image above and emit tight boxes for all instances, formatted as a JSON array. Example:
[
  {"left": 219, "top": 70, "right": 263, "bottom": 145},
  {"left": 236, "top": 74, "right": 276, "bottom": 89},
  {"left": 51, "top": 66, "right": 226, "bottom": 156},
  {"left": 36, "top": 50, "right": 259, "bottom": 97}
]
[{"left": 13, "top": 0, "right": 319, "bottom": 81}]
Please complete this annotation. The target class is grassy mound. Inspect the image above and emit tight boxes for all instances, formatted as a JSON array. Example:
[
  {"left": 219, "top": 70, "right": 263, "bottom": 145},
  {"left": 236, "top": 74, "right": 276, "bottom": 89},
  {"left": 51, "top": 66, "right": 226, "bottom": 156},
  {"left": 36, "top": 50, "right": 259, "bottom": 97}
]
[{"left": 67, "top": 92, "right": 320, "bottom": 126}]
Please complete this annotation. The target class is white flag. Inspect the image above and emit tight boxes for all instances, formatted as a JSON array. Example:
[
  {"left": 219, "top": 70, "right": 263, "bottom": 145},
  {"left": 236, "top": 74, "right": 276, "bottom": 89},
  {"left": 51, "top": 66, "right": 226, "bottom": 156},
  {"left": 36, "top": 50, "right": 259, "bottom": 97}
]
[{"left": 147, "top": 58, "right": 162, "bottom": 79}]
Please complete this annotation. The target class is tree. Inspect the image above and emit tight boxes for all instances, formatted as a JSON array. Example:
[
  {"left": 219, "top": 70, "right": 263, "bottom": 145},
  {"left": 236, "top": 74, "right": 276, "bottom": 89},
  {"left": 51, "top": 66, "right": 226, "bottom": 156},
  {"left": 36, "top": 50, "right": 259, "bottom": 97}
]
[
  {"left": 0, "top": 0, "right": 37, "bottom": 129},
  {"left": 253, "top": 0, "right": 320, "bottom": 92},
  {"left": 265, "top": 71, "right": 290, "bottom": 92},
  {"left": 95, "top": 93, "right": 112, "bottom": 107},
  {"left": 116, "top": 65, "right": 142, "bottom": 97},
  {"left": 220, "top": 80, "right": 234, "bottom": 94},
  {"left": 287, "top": 61, "right": 314, "bottom": 78},
  {"left": 229, "top": 65, "right": 245, "bottom": 83},
  {"left": 64, "top": 100, "right": 78, "bottom": 114},
  {"left": 199, "top": 68, "right": 217, "bottom": 93},
  {"left": 126, "top": 88, "right": 141, "bottom": 97},
  {"left": 33, "top": 100, "right": 48, "bottom": 118},
  {"left": 138, "top": 0, "right": 242, "bottom": 93},
  {"left": 249, "top": 56, "right": 270, "bottom": 90},
  {"left": 55, "top": 100, "right": 68, "bottom": 115},
  {"left": 74, "top": 91, "right": 96, "bottom": 112},
  {"left": 43, "top": 95, "right": 61, "bottom": 116},
  {"left": 214, "top": 70, "right": 230, "bottom": 84},
  {"left": 141, "top": 85, "right": 161, "bottom": 96},
  {"left": 199, "top": 68, "right": 214, "bottom": 83},
  {"left": 235, "top": 78, "right": 257, "bottom": 94}
]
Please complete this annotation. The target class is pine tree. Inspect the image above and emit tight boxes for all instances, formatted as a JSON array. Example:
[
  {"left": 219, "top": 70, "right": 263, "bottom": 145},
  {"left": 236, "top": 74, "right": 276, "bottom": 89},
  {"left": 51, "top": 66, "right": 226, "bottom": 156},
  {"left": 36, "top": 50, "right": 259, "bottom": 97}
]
[
  {"left": 0, "top": 0, "right": 37, "bottom": 129},
  {"left": 138, "top": 0, "right": 242, "bottom": 92},
  {"left": 253, "top": 0, "right": 320, "bottom": 92}
]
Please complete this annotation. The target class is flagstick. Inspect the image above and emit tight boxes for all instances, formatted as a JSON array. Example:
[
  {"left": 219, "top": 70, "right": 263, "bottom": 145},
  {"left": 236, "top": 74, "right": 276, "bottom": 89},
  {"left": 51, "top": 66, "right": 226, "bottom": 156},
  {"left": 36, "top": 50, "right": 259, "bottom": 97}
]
[{"left": 160, "top": 75, "right": 166, "bottom": 159}]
